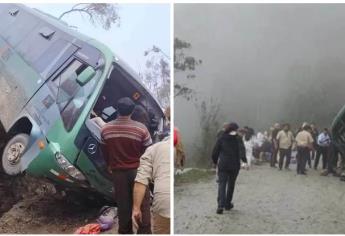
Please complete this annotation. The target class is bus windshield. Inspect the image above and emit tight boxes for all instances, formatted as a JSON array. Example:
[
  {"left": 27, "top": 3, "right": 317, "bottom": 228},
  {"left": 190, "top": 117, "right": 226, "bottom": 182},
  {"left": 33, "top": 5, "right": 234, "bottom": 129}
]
[{"left": 52, "top": 59, "right": 100, "bottom": 131}]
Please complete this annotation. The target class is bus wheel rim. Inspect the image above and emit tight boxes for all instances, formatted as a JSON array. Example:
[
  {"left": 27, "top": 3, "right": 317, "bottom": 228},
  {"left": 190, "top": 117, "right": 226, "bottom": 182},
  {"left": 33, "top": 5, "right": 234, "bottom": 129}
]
[{"left": 7, "top": 142, "right": 25, "bottom": 165}]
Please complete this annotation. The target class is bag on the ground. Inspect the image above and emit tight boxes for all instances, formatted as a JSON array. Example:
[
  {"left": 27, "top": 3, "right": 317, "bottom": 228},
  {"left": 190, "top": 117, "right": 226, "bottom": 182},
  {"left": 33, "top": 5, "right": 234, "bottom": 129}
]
[{"left": 97, "top": 206, "right": 118, "bottom": 231}]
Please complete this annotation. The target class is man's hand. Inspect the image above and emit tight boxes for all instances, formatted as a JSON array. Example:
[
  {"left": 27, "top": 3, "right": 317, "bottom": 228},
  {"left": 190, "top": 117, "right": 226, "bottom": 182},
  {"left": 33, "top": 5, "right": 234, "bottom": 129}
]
[
  {"left": 107, "top": 166, "right": 112, "bottom": 174},
  {"left": 132, "top": 207, "right": 142, "bottom": 230}
]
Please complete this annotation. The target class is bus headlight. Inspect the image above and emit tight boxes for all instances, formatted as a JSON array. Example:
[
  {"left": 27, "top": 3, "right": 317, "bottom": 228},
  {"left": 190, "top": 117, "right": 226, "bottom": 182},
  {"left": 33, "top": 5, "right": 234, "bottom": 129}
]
[{"left": 55, "top": 152, "right": 86, "bottom": 181}]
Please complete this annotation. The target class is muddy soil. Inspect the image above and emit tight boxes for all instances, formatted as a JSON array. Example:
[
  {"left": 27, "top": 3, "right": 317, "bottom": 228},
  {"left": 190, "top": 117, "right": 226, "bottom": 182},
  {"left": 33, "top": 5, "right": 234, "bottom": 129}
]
[
  {"left": 0, "top": 173, "right": 119, "bottom": 234},
  {"left": 175, "top": 163, "right": 345, "bottom": 234}
]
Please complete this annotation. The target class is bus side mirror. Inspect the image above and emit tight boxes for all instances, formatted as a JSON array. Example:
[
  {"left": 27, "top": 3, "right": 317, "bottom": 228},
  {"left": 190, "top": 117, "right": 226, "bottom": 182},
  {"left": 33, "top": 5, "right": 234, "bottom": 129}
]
[{"left": 77, "top": 66, "right": 95, "bottom": 86}]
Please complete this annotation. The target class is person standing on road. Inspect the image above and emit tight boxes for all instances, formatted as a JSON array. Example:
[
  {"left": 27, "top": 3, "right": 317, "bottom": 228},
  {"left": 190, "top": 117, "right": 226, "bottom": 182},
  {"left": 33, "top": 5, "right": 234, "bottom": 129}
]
[
  {"left": 276, "top": 123, "right": 294, "bottom": 170},
  {"left": 211, "top": 122, "right": 247, "bottom": 214},
  {"left": 174, "top": 127, "right": 186, "bottom": 171},
  {"left": 101, "top": 97, "right": 152, "bottom": 234},
  {"left": 271, "top": 123, "right": 281, "bottom": 168},
  {"left": 310, "top": 124, "right": 319, "bottom": 162},
  {"left": 295, "top": 125, "right": 314, "bottom": 175},
  {"left": 243, "top": 127, "right": 255, "bottom": 168},
  {"left": 314, "top": 128, "right": 331, "bottom": 170},
  {"left": 132, "top": 138, "right": 170, "bottom": 234}
]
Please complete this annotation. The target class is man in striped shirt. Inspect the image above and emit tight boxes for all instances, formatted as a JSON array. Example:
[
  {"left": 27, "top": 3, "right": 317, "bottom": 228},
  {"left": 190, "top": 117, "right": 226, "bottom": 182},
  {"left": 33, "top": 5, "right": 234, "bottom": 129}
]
[{"left": 101, "top": 97, "right": 152, "bottom": 234}]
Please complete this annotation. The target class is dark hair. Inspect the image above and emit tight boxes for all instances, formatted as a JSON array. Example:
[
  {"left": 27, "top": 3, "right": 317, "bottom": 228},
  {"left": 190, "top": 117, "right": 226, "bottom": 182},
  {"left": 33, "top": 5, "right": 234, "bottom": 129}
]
[
  {"left": 117, "top": 97, "right": 135, "bottom": 116},
  {"left": 303, "top": 125, "right": 311, "bottom": 131},
  {"left": 131, "top": 105, "right": 149, "bottom": 127},
  {"left": 225, "top": 122, "right": 239, "bottom": 133},
  {"left": 244, "top": 127, "right": 254, "bottom": 141}
]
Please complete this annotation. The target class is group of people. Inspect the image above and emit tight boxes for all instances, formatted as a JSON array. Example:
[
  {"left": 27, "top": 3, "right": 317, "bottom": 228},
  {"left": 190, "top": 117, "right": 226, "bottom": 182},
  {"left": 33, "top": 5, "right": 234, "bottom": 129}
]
[
  {"left": 266, "top": 122, "right": 344, "bottom": 177},
  {"left": 98, "top": 97, "right": 170, "bottom": 234},
  {"left": 211, "top": 121, "right": 345, "bottom": 214}
]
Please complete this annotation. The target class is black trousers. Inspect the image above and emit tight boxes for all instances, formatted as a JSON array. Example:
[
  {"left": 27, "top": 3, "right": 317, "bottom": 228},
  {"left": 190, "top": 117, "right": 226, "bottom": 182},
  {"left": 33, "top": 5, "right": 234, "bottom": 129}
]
[
  {"left": 271, "top": 147, "right": 278, "bottom": 167},
  {"left": 297, "top": 147, "right": 309, "bottom": 174},
  {"left": 314, "top": 146, "right": 329, "bottom": 170},
  {"left": 112, "top": 170, "right": 151, "bottom": 234},
  {"left": 328, "top": 145, "right": 341, "bottom": 173},
  {"left": 217, "top": 169, "right": 239, "bottom": 209},
  {"left": 306, "top": 154, "right": 312, "bottom": 168},
  {"left": 278, "top": 148, "right": 291, "bottom": 169}
]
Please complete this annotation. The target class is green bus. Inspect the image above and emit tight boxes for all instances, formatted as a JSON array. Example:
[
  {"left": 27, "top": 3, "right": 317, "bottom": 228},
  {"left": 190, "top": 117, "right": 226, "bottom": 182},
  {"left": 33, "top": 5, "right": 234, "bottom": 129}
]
[
  {"left": 331, "top": 106, "right": 345, "bottom": 154},
  {"left": 0, "top": 4, "right": 166, "bottom": 201}
]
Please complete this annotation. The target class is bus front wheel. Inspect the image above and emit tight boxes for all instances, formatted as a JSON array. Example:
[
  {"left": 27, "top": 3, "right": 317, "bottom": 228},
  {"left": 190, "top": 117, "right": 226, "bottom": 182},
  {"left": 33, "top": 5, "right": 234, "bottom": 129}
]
[{"left": 1, "top": 133, "right": 29, "bottom": 175}]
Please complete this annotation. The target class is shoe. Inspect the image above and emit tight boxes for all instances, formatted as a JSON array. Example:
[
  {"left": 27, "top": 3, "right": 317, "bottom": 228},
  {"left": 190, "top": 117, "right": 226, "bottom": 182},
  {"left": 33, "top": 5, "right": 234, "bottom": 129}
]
[
  {"left": 301, "top": 172, "right": 307, "bottom": 175},
  {"left": 225, "top": 203, "right": 234, "bottom": 210},
  {"left": 285, "top": 167, "right": 291, "bottom": 171},
  {"left": 216, "top": 208, "right": 223, "bottom": 214}
]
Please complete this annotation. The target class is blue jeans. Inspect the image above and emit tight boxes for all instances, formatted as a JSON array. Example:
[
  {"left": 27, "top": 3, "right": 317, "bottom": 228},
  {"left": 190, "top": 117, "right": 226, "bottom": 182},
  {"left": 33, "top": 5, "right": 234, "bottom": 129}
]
[{"left": 217, "top": 169, "right": 239, "bottom": 209}]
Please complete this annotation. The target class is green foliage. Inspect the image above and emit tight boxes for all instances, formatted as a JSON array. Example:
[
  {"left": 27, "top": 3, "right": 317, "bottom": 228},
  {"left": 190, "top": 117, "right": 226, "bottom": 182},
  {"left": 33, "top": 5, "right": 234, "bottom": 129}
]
[{"left": 174, "top": 168, "right": 214, "bottom": 185}]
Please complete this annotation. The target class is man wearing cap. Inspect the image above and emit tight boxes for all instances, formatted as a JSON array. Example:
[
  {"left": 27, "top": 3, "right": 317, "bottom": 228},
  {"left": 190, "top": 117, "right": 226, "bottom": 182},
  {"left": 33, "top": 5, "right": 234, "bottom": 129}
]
[{"left": 101, "top": 97, "right": 152, "bottom": 234}]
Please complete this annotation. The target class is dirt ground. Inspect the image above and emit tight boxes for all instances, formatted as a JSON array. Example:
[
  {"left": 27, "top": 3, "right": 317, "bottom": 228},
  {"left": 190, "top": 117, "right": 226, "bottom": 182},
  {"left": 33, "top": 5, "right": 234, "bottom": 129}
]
[
  {"left": 0, "top": 173, "right": 120, "bottom": 234},
  {"left": 174, "top": 163, "right": 345, "bottom": 234}
]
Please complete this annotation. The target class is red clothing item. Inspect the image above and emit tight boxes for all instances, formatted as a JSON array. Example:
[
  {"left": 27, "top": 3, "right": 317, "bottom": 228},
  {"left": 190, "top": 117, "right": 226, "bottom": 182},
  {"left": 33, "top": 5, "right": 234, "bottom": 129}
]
[
  {"left": 101, "top": 116, "right": 152, "bottom": 170},
  {"left": 74, "top": 223, "right": 101, "bottom": 234},
  {"left": 174, "top": 128, "right": 178, "bottom": 146}
]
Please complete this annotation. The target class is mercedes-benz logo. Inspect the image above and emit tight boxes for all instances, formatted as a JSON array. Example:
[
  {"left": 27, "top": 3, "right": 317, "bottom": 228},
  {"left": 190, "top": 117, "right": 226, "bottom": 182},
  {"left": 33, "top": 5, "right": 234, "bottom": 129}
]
[{"left": 87, "top": 143, "right": 97, "bottom": 155}]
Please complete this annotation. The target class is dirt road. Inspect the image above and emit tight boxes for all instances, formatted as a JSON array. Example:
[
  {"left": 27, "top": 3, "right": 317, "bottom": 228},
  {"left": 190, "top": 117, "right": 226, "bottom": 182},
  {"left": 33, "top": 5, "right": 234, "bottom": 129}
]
[{"left": 175, "top": 164, "right": 345, "bottom": 234}]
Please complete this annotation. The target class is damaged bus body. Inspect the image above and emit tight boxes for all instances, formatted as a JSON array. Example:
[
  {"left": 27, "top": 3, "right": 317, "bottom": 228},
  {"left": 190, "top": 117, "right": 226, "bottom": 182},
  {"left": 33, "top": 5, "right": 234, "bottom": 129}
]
[
  {"left": 332, "top": 107, "right": 345, "bottom": 154},
  {"left": 0, "top": 4, "right": 165, "bottom": 200}
]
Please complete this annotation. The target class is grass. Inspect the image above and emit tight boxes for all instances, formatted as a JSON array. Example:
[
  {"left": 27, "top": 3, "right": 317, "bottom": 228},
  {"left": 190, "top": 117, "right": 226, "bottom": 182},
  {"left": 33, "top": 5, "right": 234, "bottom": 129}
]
[{"left": 174, "top": 168, "right": 215, "bottom": 185}]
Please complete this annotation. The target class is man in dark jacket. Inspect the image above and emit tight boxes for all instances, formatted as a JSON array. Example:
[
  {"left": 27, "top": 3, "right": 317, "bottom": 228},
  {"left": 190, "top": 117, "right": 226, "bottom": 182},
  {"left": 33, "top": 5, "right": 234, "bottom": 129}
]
[{"left": 211, "top": 122, "right": 247, "bottom": 214}]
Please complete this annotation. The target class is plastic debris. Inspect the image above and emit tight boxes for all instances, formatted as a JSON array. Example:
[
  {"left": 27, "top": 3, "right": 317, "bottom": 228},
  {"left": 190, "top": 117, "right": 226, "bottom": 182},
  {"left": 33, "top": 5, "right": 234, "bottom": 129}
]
[{"left": 96, "top": 206, "right": 118, "bottom": 231}]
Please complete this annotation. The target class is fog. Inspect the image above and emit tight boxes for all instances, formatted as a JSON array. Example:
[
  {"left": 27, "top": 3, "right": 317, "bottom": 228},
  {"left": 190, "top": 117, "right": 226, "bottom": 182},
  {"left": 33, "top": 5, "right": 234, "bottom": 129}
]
[{"left": 174, "top": 4, "right": 345, "bottom": 165}]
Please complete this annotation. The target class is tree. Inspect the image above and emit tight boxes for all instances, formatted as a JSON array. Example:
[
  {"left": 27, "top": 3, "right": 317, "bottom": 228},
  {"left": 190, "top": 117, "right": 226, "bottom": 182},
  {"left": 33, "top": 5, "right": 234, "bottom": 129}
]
[
  {"left": 174, "top": 38, "right": 202, "bottom": 100},
  {"left": 58, "top": 3, "right": 120, "bottom": 30},
  {"left": 192, "top": 98, "right": 223, "bottom": 167},
  {"left": 174, "top": 39, "right": 226, "bottom": 167},
  {"left": 141, "top": 46, "right": 170, "bottom": 108}
]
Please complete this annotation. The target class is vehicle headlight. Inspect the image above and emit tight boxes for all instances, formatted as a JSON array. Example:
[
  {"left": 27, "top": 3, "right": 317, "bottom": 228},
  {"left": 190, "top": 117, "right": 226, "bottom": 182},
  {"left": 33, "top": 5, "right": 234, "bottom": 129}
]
[{"left": 55, "top": 152, "right": 86, "bottom": 181}]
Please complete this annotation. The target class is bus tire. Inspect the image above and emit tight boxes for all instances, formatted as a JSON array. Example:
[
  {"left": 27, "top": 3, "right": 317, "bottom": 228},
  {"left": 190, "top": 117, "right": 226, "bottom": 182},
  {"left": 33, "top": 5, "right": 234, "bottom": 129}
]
[{"left": 1, "top": 133, "right": 29, "bottom": 175}]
